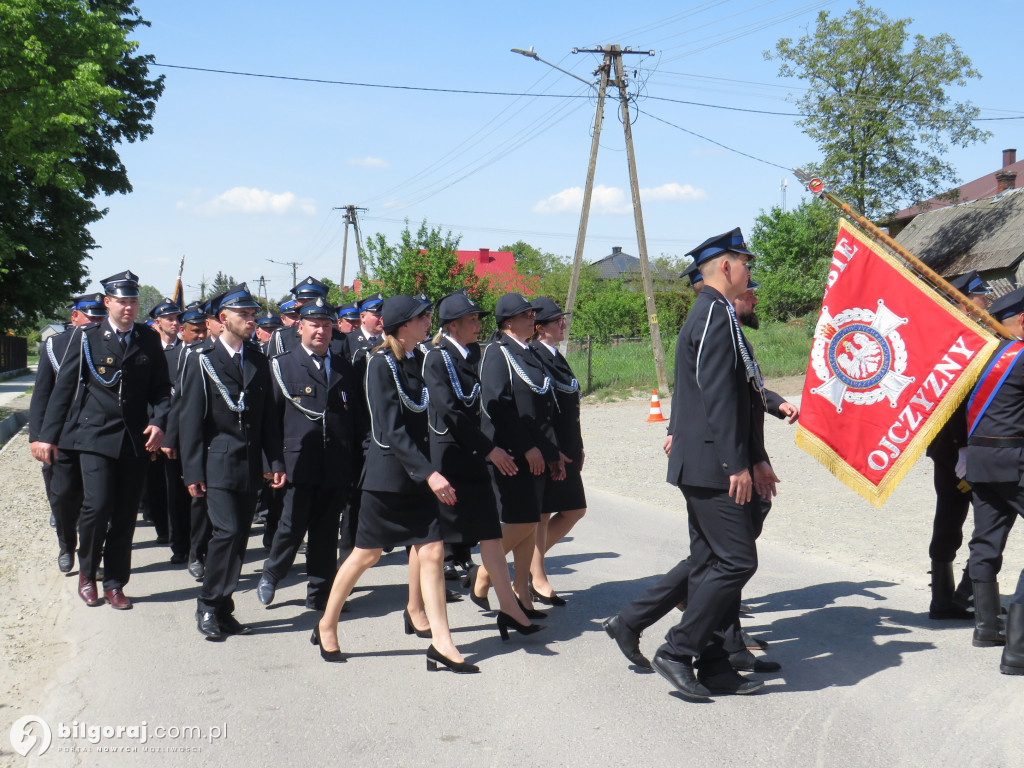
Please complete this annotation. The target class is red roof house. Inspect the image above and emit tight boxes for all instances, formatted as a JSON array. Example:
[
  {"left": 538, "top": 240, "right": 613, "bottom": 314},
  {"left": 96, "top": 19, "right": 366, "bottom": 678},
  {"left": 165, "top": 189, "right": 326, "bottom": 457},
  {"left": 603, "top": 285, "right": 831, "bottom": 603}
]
[{"left": 456, "top": 248, "right": 537, "bottom": 294}]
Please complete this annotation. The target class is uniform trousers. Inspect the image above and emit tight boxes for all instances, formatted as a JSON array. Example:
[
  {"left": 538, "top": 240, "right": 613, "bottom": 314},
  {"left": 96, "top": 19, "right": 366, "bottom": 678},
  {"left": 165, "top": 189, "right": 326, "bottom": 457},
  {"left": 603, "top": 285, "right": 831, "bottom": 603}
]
[
  {"left": 46, "top": 450, "right": 84, "bottom": 557},
  {"left": 930, "top": 456, "right": 971, "bottom": 563},
  {"left": 338, "top": 454, "right": 365, "bottom": 564},
  {"left": 75, "top": 445, "right": 147, "bottom": 591},
  {"left": 621, "top": 496, "right": 769, "bottom": 655},
  {"left": 163, "top": 455, "right": 191, "bottom": 560},
  {"left": 145, "top": 455, "right": 170, "bottom": 540},
  {"left": 659, "top": 484, "right": 759, "bottom": 664},
  {"left": 263, "top": 483, "right": 348, "bottom": 606},
  {"left": 199, "top": 487, "right": 256, "bottom": 616},
  {"left": 190, "top": 494, "right": 212, "bottom": 562},
  {"left": 260, "top": 483, "right": 285, "bottom": 549},
  {"left": 968, "top": 482, "right": 1024, "bottom": 601}
]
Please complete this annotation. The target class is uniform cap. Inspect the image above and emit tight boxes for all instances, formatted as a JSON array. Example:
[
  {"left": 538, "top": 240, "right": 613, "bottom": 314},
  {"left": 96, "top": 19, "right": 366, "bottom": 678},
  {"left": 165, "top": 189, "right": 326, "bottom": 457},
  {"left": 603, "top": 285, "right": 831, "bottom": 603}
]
[
  {"left": 279, "top": 299, "right": 300, "bottom": 315},
  {"left": 299, "top": 296, "right": 337, "bottom": 321},
  {"left": 360, "top": 292, "right": 385, "bottom": 312},
  {"left": 100, "top": 270, "right": 140, "bottom": 298},
  {"left": 181, "top": 301, "right": 208, "bottom": 325},
  {"left": 532, "top": 296, "right": 569, "bottom": 324},
  {"left": 437, "top": 290, "right": 487, "bottom": 323},
  {"left": 67, "top": 293, "right": 107, "bottom": 316},
  {"left": 338, "top": 300, "right": 361, "bottom": 322},
  {"left": 684, "top": 227, "right": 756, "bottom": 267},
  {"left": 494, "top": 293, "right": 538, "bottom": 324},
  {"left": 989, "top": 286, "right": 1024, "bottom": 321},
  {"left": 949, "top": 270, "right": 992, "bottom": 296},
  {"left": 215, "top": 284, "right": 260, "bottom": 313},
  {"left": 148, "top": 297, "right": 182, "bottom": 319},
  {"left": 291, "top": 276, "right": 329, "bottom": 298},
  {"left": 382, "top": 295, "right": 432, "bottom": 335}
]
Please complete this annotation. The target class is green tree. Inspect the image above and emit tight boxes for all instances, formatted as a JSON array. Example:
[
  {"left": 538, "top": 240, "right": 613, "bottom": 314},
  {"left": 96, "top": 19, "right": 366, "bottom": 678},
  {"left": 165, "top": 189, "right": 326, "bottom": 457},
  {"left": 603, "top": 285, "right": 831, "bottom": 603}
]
[
  {"left": 0, "top": 0, "right": 164, "bottom": 330},
  {"left": 749, "top": 199, "right": 839, "bottom": 321},
  {"left": 209, "top": 272, "right": 237, "bottom": 296},
  {"left": 137, "top": 284, "right": 163, "bottom": 317},
  {"left": 767, "top": 1, "right": 989, "bottom": 219},
  {"left": 363, "top": 220, "right": 501, "bottom": 319},
  {"left": 500, "top": 240, "right": 567, "bottom": 279}
]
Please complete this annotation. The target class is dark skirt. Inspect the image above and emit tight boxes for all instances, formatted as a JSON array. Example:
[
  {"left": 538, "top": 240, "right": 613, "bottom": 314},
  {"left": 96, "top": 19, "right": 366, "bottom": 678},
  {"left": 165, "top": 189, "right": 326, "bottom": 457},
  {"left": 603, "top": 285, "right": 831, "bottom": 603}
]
[
  {"left": 490, "top": 458, "right": 545, "bottom": 525},
  {"left": 355, "top": 490, "right": 441, "bottom": 550},
  {"left": 438, "top": 477, "right": 502, "bottom": 544},
  {"left": 542, "top": 462, "right": 587, "bottom": 513}
]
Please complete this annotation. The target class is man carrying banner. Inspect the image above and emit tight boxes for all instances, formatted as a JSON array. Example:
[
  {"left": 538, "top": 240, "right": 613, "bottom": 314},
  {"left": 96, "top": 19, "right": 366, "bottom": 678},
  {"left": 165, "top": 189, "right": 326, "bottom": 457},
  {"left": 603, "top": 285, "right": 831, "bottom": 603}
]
[
  {"left": 964, "top": 287, "right": 1024, "bottom": 672},
  {"left": 641, "top": 228, "right": 778, "bottom": 701},
  {"left": 925, "top": 271, "right": 992, "bottom": 620}
]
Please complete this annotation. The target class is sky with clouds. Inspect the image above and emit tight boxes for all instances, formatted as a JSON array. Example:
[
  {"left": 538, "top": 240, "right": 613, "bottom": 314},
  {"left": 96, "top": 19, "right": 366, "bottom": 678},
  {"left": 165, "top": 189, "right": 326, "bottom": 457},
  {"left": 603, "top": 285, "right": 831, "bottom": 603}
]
[{"left": 83, "top": 0, "right": 1024, "bottom": 304}]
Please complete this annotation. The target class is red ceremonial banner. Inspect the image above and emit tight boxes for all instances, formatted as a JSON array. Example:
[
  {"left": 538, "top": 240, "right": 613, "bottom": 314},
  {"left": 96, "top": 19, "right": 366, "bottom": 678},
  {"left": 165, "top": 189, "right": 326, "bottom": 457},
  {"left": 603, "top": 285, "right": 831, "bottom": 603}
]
[{"left": 795, "top": 219, "right": 1000, "bottom": 507}]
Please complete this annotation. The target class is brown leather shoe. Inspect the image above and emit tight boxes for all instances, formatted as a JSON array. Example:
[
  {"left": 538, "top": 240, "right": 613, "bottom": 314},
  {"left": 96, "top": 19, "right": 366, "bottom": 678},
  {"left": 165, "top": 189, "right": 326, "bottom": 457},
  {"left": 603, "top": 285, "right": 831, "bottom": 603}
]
[
  {"left": 78, "top": 574, "right": 101, "bottom": 606},
  {"left": 104, "top": 588, "right": 133, "bottom": 610}
]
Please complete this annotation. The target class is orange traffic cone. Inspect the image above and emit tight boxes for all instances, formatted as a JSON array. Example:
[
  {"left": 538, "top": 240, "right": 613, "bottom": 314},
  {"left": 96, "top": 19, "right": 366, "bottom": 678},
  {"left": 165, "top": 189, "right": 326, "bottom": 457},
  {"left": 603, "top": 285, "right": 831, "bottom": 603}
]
[{"left": 647, "top": 390, "right": 666, "bottom": 422}]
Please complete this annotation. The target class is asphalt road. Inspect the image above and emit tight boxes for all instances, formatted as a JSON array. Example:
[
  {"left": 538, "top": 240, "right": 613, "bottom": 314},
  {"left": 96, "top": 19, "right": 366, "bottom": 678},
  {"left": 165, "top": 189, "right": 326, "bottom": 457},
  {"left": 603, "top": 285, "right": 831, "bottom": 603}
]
[{"left": 11, "top": 483, "right": 1023, "bottom": 768}]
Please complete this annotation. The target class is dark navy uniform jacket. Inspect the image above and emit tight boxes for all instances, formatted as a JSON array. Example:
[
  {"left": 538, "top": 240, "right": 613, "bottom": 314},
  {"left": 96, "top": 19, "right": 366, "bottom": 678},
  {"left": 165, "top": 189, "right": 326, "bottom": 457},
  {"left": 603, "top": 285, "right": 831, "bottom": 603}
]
[
  {"left": 965, "top": 340, "right": 1024, "bottom": 485},
  {"left": 39, "top": 321, "right": 171, "bottom": 459},
  {"left": 29, "top": 327, "right": 80, "bottom": 442},
  {"left": 361, "top": 348, "right": 433, "bottom": 495},
  {"left": 480, "top": 334, "right": 560, "bottom": 463},
  {"left": 270, "top": 345, "right": 358, "bottom": 487},
  {"left": 178, "top": 337, "right": 284, "bottom": 492},
  {"left": 422, "top": 337, "right": 493, "bottom": 481},
  {"left": 530, "top": 340, "right": 583, "bottom": 464},
  {"left": 666, "top": 286, "right": 768, "bottom": 490}
]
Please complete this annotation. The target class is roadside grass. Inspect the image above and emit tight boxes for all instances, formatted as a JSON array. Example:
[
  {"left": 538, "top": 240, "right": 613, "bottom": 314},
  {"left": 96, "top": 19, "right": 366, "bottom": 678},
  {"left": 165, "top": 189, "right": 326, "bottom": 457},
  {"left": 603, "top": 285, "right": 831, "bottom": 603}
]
[{"left": 569, "top": 319, "right": 812, "bottom": 398}]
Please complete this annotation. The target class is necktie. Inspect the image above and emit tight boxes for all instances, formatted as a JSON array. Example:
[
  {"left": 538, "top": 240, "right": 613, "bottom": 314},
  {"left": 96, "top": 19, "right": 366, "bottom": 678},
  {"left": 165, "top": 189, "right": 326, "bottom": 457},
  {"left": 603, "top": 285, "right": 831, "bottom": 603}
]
[
  {"left": 235, "top": 353, "right": 243, "bottom": 375},
  {"left": 117, "top": 331, "right": 128, "bottom": 352}
]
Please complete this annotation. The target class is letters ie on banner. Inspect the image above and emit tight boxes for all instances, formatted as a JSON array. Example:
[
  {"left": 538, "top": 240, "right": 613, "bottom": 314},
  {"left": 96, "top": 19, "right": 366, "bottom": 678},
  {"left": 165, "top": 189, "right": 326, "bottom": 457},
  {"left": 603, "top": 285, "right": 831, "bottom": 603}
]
[{"left": 795, "top": 218, "right": 1000, "bottom": 507}]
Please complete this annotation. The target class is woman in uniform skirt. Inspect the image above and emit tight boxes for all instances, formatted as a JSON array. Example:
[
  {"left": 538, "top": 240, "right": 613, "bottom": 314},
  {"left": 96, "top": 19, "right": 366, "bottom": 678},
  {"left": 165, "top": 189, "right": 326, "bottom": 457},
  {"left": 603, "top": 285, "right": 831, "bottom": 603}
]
[
  {"left": 528, "top": 298, "right": 586, "bottom": 607},
  {"left": 422, "top": 290, "right": 541, "bottom": 639},
  {"left": 471, "top": 293, "right": 565, "bottom": 613},
  {"left": 316, "top": 295, "right": 477, "bottom": 673}
]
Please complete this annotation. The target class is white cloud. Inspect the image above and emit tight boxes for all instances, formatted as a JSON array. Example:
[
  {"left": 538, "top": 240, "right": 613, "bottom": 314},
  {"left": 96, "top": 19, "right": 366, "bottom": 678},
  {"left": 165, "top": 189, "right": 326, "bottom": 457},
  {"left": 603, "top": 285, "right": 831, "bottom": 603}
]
[
  {"left": 187, "top": 187, "right": 316, "bottom": 216},
  {"left": 533, "top": 182, "right": 706, "bottom": 215},
  {"left": 347, "top": 156, "right": 390, "bottom": 169}
]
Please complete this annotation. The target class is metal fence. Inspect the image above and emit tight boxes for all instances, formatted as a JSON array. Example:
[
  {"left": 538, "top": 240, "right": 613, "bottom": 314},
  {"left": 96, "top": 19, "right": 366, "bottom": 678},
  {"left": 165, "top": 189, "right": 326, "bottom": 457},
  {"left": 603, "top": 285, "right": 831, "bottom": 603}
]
[
  {"left": 0, "top": 336, "right": 27, "bottom": 374},
  {"left": 565, "top": 336, "right": 667, "bottom": 395}
]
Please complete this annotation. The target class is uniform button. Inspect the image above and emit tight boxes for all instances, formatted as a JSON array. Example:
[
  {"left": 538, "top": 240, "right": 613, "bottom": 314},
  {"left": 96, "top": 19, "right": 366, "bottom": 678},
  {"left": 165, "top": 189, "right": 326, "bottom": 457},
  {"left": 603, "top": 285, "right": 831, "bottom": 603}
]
[
  {"left": 471, "top": 451, "right": 477, "bottom": 455},
  {"left": 423, "top": 437, "right": 427, "bottom": 443},
  {"left": 722, "top": 463, "right": 728, "bottom": 468}
]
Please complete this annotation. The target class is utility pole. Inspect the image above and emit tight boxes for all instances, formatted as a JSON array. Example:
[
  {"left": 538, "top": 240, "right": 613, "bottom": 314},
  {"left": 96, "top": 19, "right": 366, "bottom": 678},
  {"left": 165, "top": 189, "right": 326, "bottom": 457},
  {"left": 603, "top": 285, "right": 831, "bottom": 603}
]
[
  {"left": 562, "top": 53, "right": 610, "bottom": 358},
  {"left": 267, "top": 258, "right": 302, "bottom": 289},
  {"left": 612, "top": 46, "right": 668, "bottom": 393},
  {"left": 519, "top": 45, "right": 666, "bottom": 391},
  {"left": 333, "top": 205, "right": 368, "bottom": 288}
]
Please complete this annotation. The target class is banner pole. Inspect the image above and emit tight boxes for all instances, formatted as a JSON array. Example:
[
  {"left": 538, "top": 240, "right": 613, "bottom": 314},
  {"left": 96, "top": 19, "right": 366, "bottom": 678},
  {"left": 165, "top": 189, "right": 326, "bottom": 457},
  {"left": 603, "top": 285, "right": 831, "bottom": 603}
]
[{"left": 793, "top": 169, "right": 1014, "bottom": 340}]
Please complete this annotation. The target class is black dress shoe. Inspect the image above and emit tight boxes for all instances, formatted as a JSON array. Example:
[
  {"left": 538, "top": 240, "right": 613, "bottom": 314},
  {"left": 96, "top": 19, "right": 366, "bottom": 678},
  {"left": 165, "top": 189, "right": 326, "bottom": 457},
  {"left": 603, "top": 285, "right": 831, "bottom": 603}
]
[
  {"left": 743, "top": 632, "right": 769, "bottom": 651},
  {"left": 698, "top": 663, "right": 765, "bottom": 695},
  {"left": 729, "top": 649, "right": 781, "bottom": 673},
  {"left": 218, "top": 613, "right": 252, "bottom": 635},
  {"left": 445, "top": 589, "right": 462, "bottom": 604},
  {"left": 530, "top": 584, "right": 567, "bottom": 607},
  {"left": 188, "top": 559, "right": 205, "bottom": 580},
  {"left": 170, "top": 553, "right": 188, "bottom": 565},
  {"left": 651, "top": 652, "right": 711, "bottom": 701},
  {"left": 305, "top": 596, "right": 326, "bottom": 611},
  {"left": 155, "top": 535, "right": 169, "bottom": 544},
  {"left": 256, "top": 575, "right": 276, "bottom": 606},
  {"left": 443, "top": 563, "right": 460, "bottom": 581},
  {"left": 58, "top": 553, "right": 74, "bottom": 573},
  {"left": 603, "top": 615, "right": 651, "bottom": 669},
  {"left": 196, "top": 610, "right": 224, "bottom": 641},
  {"left": 426, "top": 644, "right": 480, "bottom": 674},
  {"left": 311, "top": 624, "right": 345, "bottom": 662}
]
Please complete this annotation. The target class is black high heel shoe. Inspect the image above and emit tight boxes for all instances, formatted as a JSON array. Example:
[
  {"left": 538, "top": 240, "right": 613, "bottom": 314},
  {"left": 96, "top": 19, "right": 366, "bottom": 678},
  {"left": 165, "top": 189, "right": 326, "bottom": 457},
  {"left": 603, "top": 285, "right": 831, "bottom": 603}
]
[
  {"left": 426, "top": 644, "right": 480, "bottom": 674},
  {"left": 311, "top": 624, "right": 345, "bottom": 663},
  {"left": 403, "top": 608, "right": 432, "bottom": 638},
  {"left": 462, "top": 565, "right": 492, "bottom": 611},
  {"left": 516, "top": 597, "right": 547, "bottom": 620},
  {"left": 530, "top": 583, "right": 567, "bottom": 607},
  {"left": 497, "top": 611, "right": 545, "bottom": 641}
]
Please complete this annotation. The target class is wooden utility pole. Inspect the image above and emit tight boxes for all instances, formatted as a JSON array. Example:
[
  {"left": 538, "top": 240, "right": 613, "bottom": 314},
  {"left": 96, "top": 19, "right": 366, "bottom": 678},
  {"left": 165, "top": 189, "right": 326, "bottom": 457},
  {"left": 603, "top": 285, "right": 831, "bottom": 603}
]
[
  {"left": 561, "top": 53, "right": 611, "bottom": 355},
  {"left": 267, "top": 258, "right": 302, "bottom": 288},
  {"left": 333, "top": 205, "right": 368, "bottom": 288},
  {"left": 558, "top": 45, "right": 667, "bottom": 392},
  {"left": 613, "top": 47, "right": 668, "bottom": 393}
]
